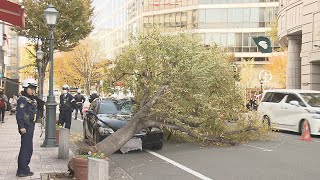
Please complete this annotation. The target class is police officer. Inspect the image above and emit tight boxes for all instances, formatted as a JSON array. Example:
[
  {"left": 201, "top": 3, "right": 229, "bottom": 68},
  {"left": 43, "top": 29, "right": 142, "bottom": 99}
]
[
  {"left": 74, "top": 89, "right": 85, "bottom": 119},
  {"left": 16, "top": 78, "right": 38, "bottom": 177},
  {"left": 89, "top": 90, "right": 99, "bottom": 103},
  {"left": 58, "top": 84, "right": 76, "bottom": 129}
]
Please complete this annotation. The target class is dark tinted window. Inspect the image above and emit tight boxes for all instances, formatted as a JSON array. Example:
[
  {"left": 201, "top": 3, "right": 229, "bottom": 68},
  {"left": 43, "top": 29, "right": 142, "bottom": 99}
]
[
  {"left": 270, "top": 93, "right": 285, "bottom": 103},
  {"left": 262, "top": 92, "right": 273, "bottom": 102},
  {"left": 285, "top": 94, "right": 306, "bottom": 107}
]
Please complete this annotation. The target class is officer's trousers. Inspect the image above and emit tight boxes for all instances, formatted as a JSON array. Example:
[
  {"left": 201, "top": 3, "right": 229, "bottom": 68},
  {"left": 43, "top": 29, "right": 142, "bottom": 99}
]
[
  {"left": 75, "top": 104, "right": 83, "bottom": 119},
  {"left": 58, "top": 110, "right": 72, "bottom": 129},
  {"left": 17, "top": 123, "right": 34, "bottom": 174}
]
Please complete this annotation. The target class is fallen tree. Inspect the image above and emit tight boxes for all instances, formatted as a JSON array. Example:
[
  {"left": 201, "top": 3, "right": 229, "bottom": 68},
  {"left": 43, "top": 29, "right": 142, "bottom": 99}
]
[{"left": 96, "top": 29, "right": 269, "bottom": 157}]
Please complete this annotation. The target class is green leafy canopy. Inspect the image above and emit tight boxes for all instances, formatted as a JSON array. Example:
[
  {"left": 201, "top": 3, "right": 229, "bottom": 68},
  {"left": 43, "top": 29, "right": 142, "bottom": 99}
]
[
  {"left": 16, "top": 0, "right": 94, "bottom": 52},
  {"left": 108, "top": 29, "right": 246, "bottom": 137}
]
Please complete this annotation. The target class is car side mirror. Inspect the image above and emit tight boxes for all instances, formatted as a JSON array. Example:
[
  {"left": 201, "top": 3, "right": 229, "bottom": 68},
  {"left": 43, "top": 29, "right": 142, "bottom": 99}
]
[{"left": 289, "top": 100, "right": 299, "bottom": 107}]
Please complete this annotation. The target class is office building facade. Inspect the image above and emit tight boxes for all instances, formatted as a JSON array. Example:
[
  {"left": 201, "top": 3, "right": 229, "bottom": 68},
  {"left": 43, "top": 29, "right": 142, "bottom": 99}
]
[
  {"left": 278, "top": 0, "right": 320, "bottom": 90},
  {"left": 93, "top": 0, "right": 281, "bottom": 88}
]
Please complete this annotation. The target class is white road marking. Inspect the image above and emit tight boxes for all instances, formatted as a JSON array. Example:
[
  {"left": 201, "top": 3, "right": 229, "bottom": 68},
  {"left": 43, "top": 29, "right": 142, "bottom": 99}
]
[
  {"left": 243, "top": 144, "right": 273, "bottom": 152},
  {"left": 146, "top": 150, "right": 213, "bottom": 180}
]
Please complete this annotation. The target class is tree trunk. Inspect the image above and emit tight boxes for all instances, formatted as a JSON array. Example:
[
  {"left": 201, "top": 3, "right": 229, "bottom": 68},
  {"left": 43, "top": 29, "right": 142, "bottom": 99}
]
[
  {"left": 85, "top": 80, "right": 90, "bottom": 95},
  {"left": 97, "top": 85, "right": 168, "bottom": 157},
  {"left": 96, "top": 113, "right": 142, "bottom": 156}
]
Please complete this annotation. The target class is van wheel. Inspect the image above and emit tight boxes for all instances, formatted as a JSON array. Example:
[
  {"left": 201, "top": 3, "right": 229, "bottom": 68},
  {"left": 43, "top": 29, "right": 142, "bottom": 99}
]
[{"left": 262, "top": 116, "right": 271, "bottom": 128}]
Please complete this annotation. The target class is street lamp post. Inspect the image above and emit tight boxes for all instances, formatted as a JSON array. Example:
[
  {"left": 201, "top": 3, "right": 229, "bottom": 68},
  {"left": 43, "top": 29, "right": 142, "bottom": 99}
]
[
  {"left": 36, "top": 49, "right": 44, "bottom": 100},
  {"left": 41, "top": 4, "right": 59, "bottom": 147},
  {"left": 260, "top": 78, "right": 264, "bottom": 94}
]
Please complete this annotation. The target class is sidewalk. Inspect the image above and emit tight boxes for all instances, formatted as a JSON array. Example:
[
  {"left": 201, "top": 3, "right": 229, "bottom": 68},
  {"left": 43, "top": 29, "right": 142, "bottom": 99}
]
[{"left": 0, "top": 114, "right": 72, "bottom": 180}]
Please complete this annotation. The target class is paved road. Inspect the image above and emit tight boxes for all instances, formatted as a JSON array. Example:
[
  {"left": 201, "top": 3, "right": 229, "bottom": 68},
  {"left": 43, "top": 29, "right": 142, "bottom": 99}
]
[{"left": 71, "top": 116, "right": 320, "bottom": 180}]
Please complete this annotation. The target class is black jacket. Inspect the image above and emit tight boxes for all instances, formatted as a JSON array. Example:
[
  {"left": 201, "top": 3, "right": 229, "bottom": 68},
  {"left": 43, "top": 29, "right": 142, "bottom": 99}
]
[
  {"left": 59, "top": 93, "right": 76, "bottom": 111},
  {"left": 89, "top": 94, "right": 99, "bottom": 103}
]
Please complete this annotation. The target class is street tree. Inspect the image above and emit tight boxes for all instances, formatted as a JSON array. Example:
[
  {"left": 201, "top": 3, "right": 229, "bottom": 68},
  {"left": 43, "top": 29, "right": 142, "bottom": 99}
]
[
  {"left": 20, "top": 45, "right": 49, "bottom": 80},
  {"left": 14, "top": 0, "right": 94, "bottom": 96},
  {"left": 54, "top": 39, "right": 109, "bottom": 94},
  {"left": 54, "top": 53, "right": 79, "bottom": 88},
  {"left": 239, "top": 59, "right": 255, "bottom": 89},
  {"left": 20, "top": 45, "right": 37, "bottom": 79},
  {"left": 98, "top": 29, "right": 268, "bottom": 156},
  {"left": 265, "top": 52, "right": 287, "bottom": 88},
  {"left": 66, "top": 39, "right": 110, "bottom": 94}
]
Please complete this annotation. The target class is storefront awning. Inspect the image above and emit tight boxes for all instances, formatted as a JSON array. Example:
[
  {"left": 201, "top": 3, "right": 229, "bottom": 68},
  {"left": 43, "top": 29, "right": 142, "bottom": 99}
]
[{"left": 0, "top": 0, "right": 25, "bottom": 28}]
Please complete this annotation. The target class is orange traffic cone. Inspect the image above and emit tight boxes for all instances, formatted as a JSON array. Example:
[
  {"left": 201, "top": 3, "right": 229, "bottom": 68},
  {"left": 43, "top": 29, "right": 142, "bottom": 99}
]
[{"left": 299, "top": 120, "right": 313, "bottom": 141}]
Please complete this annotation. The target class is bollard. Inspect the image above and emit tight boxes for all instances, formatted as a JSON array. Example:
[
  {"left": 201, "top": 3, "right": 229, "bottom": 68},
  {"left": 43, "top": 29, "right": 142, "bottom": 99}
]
[
  {"left": 88, "top": 158, "right": 109, "bottom": 180},
  {"left": 58, "top": 128, "right": 69, "bottom": 159}
]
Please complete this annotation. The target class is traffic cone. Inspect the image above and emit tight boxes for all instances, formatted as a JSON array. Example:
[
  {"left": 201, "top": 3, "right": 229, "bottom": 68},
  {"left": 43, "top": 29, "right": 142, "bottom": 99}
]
[{"left": 299, "top": 120, "right": 313, "bottom": 141}]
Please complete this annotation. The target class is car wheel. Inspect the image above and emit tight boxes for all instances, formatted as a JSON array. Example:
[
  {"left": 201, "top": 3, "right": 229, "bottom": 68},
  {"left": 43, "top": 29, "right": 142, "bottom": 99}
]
[
  {"left": 83, "top": 120, "right": 88, "bottom": 140},
  {"left": 152, "top": 142, "right": 163, "bottom": 150},
  {"left": 93, "top": 128, "right": 102, "bottom": 144},
  {"left": 262, "top": 116, "right": 271, "bottom": 128}
]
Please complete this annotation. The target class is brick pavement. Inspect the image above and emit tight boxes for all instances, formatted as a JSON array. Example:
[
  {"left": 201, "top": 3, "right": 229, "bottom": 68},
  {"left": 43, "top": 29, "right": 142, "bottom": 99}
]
[{"left": 0, "top": 113, "right": 73, "bottom": 180}]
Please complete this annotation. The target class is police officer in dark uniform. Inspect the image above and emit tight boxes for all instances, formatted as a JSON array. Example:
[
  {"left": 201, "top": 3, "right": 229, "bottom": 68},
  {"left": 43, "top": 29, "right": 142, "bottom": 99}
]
[
  {"left": 89, "top": 90, "right": 99, "bottom": 103},
  {"left": 58, "top": 84, "right": 76, "bottom": 129},
  {"left": 74, "top": 89, "right": 85, "bottom": 119},
  {"left": 16, "top": 78, "right": 39, "bottom": 177}
]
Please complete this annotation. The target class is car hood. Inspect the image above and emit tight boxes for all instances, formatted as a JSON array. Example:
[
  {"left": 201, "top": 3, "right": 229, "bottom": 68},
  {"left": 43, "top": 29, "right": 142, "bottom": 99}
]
[{"left": 97, "top": 114, "right": 131, "bottom": 130}]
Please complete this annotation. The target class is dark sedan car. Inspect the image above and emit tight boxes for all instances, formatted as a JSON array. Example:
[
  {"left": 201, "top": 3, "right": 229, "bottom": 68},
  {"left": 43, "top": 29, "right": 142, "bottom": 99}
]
[{"left": 83, "top": 98, "right": 163, "bottom": 150}]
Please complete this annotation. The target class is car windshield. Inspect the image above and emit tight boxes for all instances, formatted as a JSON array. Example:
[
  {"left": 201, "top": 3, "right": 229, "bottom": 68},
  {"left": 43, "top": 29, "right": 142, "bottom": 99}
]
[
  {"left": 300, "top": 93, "right": 320, "bottom": 107},
  {"left": 99, "top": 100, "right": 132, "bottom": 115}
]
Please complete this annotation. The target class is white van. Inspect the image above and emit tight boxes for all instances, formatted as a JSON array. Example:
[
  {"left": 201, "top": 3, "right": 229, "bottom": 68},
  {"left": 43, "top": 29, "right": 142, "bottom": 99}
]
[{"left": 258, "top": 89, "right": 320, "bottom": 135}]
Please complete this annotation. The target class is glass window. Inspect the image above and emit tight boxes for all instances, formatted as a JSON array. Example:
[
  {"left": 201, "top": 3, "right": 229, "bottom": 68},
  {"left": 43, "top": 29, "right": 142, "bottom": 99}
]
[
  {"left": 206, "top": 9, "right": 219, "bottom": 23},
  {"left": 228, "top": 33, "right": 235, "bottom": 47},
  {"left": 285, "top": 94, "right": 306, "bottom": 107},
  {"left": 250, "top": 8, "right": 259, "bottom": 23},
  {"left": 270, "top": 93, "right": 286, "bottom": 103},
  {"left": 243, "top": 33, "right": 249, "bottom": 46},
  {"left": 99, "top": 100, "right": 132, "bottom": 115},
  {"left": 235, "top": 33, "right": 242, "bottom": 47},
  {"left": 300, "top": 93, "right": 320, "bottom": 107},
  {"left": 235, "top": 8, "right": 244, "bottom": 23},
  {"left": 199, "top": 10, "right": 206, "bottom": 23},
  {"left": 220, "top": 33, "right": 227, "bottom": 46},
  {"left": 199, "top": 0, "right": 211, "bottom": 3}
]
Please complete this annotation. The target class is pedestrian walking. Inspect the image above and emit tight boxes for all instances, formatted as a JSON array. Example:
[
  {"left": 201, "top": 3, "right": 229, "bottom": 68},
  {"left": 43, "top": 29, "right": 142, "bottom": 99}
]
[
  {"left": 58, "top": 84, "right": 76, "bottom": 129},
  {"left": 9, "top": 95, "right": 18, "bottom": 115},
  {"left": 89, "top": 90, "right": 99, "bottom": 103},
  {"left": 16, "top": 78, "right": 38, "bottom": 177},
  {"left": 74, "top": 89, "right": 85, "bottom": 119},
  {"left": 0, "top": 91, "right": 8, "bottom": 123}
]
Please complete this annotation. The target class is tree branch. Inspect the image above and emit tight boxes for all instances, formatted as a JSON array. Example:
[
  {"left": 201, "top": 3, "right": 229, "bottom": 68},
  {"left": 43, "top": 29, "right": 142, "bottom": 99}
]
[
  {"left": 25, "top": 47, "right": 36, "bottom": 58},
  {"left": 143, "top": 121, "right": 258, "bottom": 146},
  {"left": 140, "top": 85, "right": 149, "bottom": 107}
]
